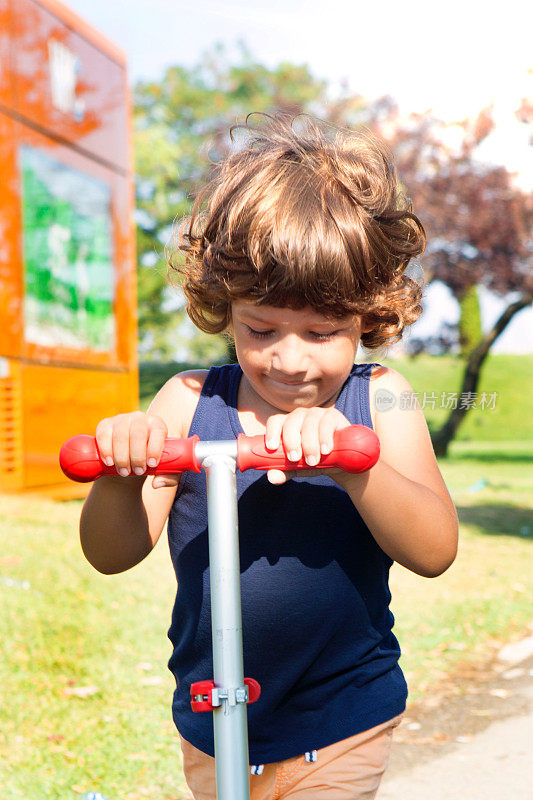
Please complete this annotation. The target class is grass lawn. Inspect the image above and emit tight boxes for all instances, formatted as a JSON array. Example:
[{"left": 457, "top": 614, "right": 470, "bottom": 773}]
[
  {"left": 391, "top": 439, "right": 533, "bottom": 700},
  {"left": 2, "top": 354, "right": 531, "bottom": 798},
  {"left": 1, "top": 495, "right": 186, "bottom": 800},
  {"left": 379, "top": 353, "right": 533, "bottom": 441}
]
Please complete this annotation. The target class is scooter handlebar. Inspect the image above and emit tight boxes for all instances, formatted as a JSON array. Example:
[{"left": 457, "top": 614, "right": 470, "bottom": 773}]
[
  {"left": 237, "top": 425, "right": 379, "bottom": 474},
  {"left": 59, "top": 425, "right": 379, "bottom": 483},
  {"left": 59, "top": 434, "right": 201, "bottom": 483}
]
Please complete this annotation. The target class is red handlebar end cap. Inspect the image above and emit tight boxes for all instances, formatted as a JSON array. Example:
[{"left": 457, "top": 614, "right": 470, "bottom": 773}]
[
  {"left": 332, "top": 425, "right": 380, "bottom": 473},
  {"left": 59, "top": 435, "right": 102, "bottom": 482}
]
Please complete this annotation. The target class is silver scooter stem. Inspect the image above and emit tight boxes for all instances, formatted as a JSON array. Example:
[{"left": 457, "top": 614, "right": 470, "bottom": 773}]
[{"left": 201, "top": 446, "right": 250, "bottom": 800}]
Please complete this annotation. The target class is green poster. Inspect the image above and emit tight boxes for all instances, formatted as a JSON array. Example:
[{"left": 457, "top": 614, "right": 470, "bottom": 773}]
[{"left": 20, "top": 146, "right": 115, "bottom": 351}]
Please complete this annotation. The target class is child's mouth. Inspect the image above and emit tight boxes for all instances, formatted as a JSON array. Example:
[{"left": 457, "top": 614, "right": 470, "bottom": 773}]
[{"left": 267, "top": 375, "right": 312, "bottom": 389}]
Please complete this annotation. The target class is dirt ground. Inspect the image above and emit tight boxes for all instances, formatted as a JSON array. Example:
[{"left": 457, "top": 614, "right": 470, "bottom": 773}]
[{"left": 386, "top": 648, "right": 533, "bottom": 778}]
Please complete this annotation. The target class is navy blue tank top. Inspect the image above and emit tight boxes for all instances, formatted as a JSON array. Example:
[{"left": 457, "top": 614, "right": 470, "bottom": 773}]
[{"left": 167, "top": 363, "right": 407, "bottom": 764}]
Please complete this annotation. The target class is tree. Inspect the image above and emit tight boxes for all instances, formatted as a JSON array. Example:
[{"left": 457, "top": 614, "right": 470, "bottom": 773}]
[
  {"left": 366, "top": 100, "right": 533, "bottom": 454},
  {"left": 431, "top": 293, "right": 533, "bottom": 455},
  {"left": 133, "top": 43, "right": 334, "bottom": 362}
]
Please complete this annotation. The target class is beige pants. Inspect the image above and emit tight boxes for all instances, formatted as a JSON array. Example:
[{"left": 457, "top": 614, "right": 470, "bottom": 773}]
[{"left": 179, "top": 714, "right": 403, "bottom": 800}]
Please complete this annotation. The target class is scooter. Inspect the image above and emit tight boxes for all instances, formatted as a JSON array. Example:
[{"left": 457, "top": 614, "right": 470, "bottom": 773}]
[{"left": 60, "top": 424, "right": 380, "bottom": 800}]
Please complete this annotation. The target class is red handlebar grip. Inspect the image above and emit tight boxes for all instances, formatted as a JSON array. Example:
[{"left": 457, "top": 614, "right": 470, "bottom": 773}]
[
  {"left": 60, "top": 425, "right": 379, "bottom": 482},
  {"left": 237, "top": 424, "right": 380, "bottom": 474},
  {"left": 59, "top": 434, "right": 201, "bottom": 482}
]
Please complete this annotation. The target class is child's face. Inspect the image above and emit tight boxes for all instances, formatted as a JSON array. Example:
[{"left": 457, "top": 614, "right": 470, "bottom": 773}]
[{"left": 231, "top": 300, "right": 367, "bottom": 413}]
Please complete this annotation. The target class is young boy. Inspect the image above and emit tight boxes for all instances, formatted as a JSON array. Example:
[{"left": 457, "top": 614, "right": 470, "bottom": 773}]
[{"left": 80, "top": 114, "right": 458, "bottom": 799}]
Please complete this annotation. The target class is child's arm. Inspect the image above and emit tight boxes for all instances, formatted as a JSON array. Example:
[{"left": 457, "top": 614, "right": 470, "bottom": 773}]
[
  {"left": 264, "top": 368, "right": 458, "bottom": 578},
  {"left": 344, "top": 368, "right": 458, "bottom": 577},
  {"left": 79, "top": 371, "right": 206, "bottom": 574}
]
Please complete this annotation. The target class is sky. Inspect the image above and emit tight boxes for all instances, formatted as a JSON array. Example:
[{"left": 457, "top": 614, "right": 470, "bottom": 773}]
[
  {"left": 66, "top": 0, "right": 531, "bottom": 120},
  {"left": 64, "top": 0, "right": 533, "bottom": 353}
]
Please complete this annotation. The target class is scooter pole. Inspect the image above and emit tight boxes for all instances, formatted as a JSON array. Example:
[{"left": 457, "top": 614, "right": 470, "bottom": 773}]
[
  {"left": 197, "top": 441, "right": 250, "bottom": 799},
  {"left": 60, "top": 425, "right": 380, "bottom": 800}
]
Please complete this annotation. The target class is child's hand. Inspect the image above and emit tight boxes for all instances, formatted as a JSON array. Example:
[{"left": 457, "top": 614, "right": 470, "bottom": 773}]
[
  {"left": 95, "top": 412, "right": 178, "bottom": 489},
  {"left": 264, "top": 407, "right": 352, "bottom": 485}
]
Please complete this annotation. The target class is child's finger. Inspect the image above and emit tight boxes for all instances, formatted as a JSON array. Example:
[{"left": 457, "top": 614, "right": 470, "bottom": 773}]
[
  {"left": 318, "top": 410, "right": 350, "bottom": 456},
  {"left": 267, "top": 467, "right": 320, "bottom": 484},
  {"left": 112, "top": 417, "right": 135, "bottom": 476},
  {"left": 267, "top": 469, "right": 289, "bottom": 484},
  {"left": 264, "top": 414, "right": 286, "bottom": 451},
  {"left": 152, "top": 473, "right": 180, "bottom": 489},
  {"left": 146, "top": 416, "right": 168, "bottom": 469},
  {"left": 95, "top": 419, "right": 114, "bottom": 467},
  {"left": 300, "top": 411, "right": 323, "bottom": 466},
  {"left": 129, "top": 412, "right": 151, "bottom": 474},
  {"left": 280, "top": 408, "right": 307, "bottom": 461}
]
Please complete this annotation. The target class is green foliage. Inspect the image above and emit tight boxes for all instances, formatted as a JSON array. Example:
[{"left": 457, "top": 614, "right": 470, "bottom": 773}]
[
  {"left": 139, "top": 360, "right": 203, "bottom": 402},
  {"left": 458, "top": 284, "right": 482, "bottom": 358}
]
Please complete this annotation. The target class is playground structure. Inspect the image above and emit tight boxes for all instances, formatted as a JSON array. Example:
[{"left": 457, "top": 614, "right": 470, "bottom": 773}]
[{"left": 0, "top": 0, "right": 137, "bottom": 499}]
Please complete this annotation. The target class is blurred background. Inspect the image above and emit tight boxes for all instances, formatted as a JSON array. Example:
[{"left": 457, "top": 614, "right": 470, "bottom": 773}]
[
  {"left": 69, "top": 0, "right": 533, "bottom": 362},
  {"left": 1, "top": 3, "right": 532, "bottom": 799},
  {"left": 0, "top": 0, "right": 532, "bottom": 494}
]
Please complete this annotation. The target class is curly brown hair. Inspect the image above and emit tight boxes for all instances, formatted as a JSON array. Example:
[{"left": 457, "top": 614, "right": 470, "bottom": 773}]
[{"left": 169, "top": 113, "right": 425, "bottom": 349}]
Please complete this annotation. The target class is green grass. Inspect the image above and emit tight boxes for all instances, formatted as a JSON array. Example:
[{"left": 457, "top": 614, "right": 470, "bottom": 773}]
[
  {"left": 0, "top": 496, "right": 190, "bottom": 800},
  {"left": 380, "top": 353, "right": 533, "bottom": 441},
  {"left": 390, "top": 439, "right": 533, "bottom": 701}
]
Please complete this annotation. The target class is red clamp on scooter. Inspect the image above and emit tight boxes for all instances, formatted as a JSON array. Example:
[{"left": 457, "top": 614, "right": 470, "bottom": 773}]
[{"left": 191, "top": 677, "right": 262, "bottom": 713}]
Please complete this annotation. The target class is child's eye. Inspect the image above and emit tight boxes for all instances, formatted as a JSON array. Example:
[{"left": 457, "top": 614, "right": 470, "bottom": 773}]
[
  {"left": 247, "top": 326, "right": 273, "bottom": 338},
  {"left": 245, "top": 326, "right": 340, "bottom": 341},
  {"left": 310, "top": 330, "right": 340, "bottom": 341}
]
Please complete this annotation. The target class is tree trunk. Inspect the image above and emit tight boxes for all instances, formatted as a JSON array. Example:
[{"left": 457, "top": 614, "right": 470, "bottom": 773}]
[
  {"left": 458, "top": 283, "right": 482, "bottom": 358},
  {"left": 431, "top": 293, "right": 533, "bottom": 457}
]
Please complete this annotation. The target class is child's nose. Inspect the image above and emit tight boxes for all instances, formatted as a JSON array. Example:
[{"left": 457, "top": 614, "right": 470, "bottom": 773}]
[{"left": 271, "top": 336, "right": 308, "bottom": 375}]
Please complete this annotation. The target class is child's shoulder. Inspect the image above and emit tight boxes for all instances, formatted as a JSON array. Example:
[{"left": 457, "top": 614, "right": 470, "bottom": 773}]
[
  {"left": 367, "top": 363, "right": 412, "bottom": 390},
  {"left": 147, "top": 369, "right": 209, "bottom": 438},
  {"left": 365, "top": 364, "right": 417, "bottom": 432}
]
